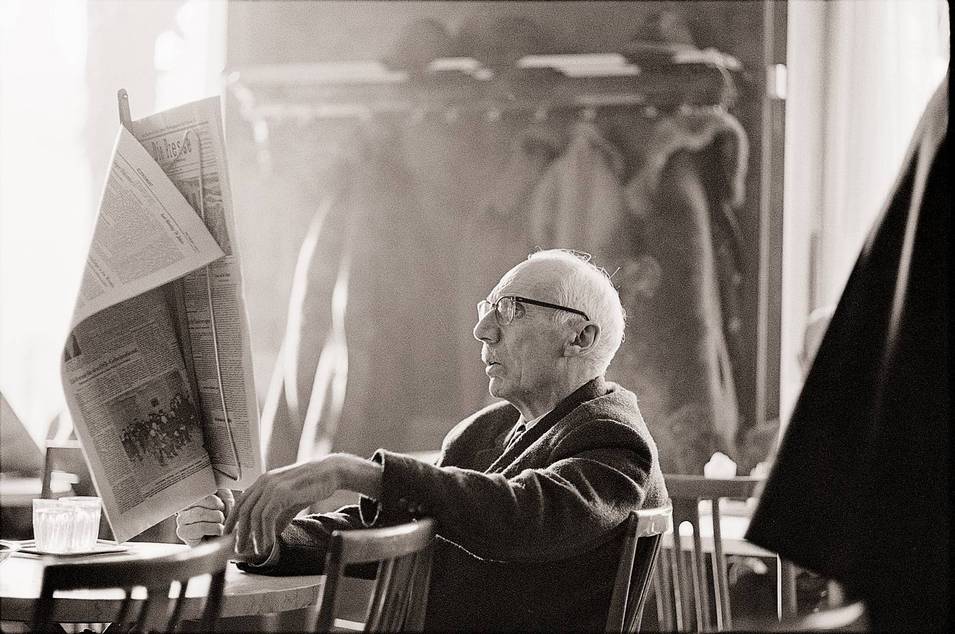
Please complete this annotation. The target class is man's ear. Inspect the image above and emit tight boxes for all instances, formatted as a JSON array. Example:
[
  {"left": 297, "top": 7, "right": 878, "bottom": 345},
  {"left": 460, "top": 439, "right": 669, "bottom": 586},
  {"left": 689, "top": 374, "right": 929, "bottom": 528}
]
[{"left": 564, "top": 323, "right": 599, "bottom": 358}]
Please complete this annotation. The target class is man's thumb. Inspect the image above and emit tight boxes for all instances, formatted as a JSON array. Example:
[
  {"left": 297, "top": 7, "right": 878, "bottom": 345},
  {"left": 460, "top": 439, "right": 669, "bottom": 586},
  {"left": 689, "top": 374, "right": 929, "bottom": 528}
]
[{"left": 218, "top": 488, "right": 236, "bottom": 518}]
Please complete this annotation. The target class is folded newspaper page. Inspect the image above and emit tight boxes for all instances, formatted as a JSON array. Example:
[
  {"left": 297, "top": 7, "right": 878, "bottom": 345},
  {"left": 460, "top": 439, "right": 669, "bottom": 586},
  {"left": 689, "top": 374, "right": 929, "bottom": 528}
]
[
  {"left": 62, "top": 97, "right": 262, "bottom": 542},
  {"left": 130, "top": 97, "right": 262, "bottom": 492},
  {"left": 63, "top": 126, "right": 224, "bottom": 542}
]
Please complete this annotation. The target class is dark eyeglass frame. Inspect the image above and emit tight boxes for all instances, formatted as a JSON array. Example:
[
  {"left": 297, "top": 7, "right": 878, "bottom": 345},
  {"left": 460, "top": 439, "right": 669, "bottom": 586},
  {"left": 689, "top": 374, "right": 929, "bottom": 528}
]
[{"left": 477, "top": 295, "right": 590, "bottom": 325}]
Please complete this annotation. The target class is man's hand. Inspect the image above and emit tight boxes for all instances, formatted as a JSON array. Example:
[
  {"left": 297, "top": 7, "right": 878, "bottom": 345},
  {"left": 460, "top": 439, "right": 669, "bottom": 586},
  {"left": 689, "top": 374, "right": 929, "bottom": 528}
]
[
  {"left": 176, "top": 488, "right": 235, "bottom": 547},
  {"left": 224, "top": 454, "right": 382, "bottom": 561}
]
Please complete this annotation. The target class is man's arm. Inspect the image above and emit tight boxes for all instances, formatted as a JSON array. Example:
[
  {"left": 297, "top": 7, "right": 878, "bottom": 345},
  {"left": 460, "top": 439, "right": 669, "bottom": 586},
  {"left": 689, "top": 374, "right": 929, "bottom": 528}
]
[
  {"left": 236, "top": 506, "right": 370, "bottom": 576},
  {"left": 364, "top": 419, "right": 657, "bottom": 563},
  {"left": 224, "top": 454, "right": 382, "bottom": 559},
  {"left": 227, "top": 418, "right": 657, "bottom": 565},
  {"left": 175, "top": 486, "right": 370, "bottom": 576}
]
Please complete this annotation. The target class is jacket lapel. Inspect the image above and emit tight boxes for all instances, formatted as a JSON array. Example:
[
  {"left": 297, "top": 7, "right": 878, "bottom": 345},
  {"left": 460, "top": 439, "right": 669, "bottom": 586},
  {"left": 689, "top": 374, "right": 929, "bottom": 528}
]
[{"left": 485, "top": 376, "right": 607, "bottom": 473}]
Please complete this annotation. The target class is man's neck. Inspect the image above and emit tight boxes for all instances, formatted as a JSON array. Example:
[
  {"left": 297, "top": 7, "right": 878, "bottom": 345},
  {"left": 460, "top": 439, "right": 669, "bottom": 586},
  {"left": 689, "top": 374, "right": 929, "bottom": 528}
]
[
  {"left": 519, "top": 410, "right": 548, "bottom": 428},
  {"left": 516, "top": 374, "right": 599, "bottom": 421}
]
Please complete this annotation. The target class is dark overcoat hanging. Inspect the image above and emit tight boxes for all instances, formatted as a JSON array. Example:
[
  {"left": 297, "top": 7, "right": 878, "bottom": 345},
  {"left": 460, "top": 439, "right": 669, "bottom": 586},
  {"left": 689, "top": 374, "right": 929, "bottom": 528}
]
[{"left": 746, "top": 77, "right": 950, "bottom": 632}]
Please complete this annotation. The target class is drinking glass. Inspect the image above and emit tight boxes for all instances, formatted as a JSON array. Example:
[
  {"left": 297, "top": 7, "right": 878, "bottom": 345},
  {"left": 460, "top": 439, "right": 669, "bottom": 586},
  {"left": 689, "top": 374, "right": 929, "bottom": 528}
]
[
  {"left": 32, "top": 499, "right": 74, "bottom": 553},
  {"left": 60, "top": 496, "right": 102, "bottom": 552}
]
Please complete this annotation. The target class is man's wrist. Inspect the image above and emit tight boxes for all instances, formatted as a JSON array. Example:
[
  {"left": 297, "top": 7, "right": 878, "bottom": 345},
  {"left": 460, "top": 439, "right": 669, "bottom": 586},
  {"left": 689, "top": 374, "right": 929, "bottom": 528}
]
[
  {"left": 334, "top": 453, "right": 383, "bottom": 499},
  {"left": 243, "top": 540, "right": 282, "bottom": 569}
]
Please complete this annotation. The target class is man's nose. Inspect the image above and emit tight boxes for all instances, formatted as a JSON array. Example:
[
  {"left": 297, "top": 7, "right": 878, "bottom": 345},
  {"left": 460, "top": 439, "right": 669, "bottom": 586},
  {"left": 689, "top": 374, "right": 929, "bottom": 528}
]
[{"left": 473, "top": 310, "right": 500, "bottom": 344}]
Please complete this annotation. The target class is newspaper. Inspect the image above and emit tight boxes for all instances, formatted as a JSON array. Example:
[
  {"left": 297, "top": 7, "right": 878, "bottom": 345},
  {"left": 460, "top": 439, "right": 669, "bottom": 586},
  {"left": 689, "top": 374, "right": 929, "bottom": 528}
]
[
  {"left": 62, "top": 97, "right": 262, "bottom": 542},
  {"left": 130, "top": 98, "right": 262, "bottom": 492}
]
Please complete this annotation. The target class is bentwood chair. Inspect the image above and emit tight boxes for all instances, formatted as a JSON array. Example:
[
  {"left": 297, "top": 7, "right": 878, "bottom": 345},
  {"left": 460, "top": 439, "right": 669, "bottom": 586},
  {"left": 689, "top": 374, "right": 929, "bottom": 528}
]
[
  {"left": 654, "top": 475, "right": 797, "bottom": 632},
  {"left": 40, "top": 440, "right": 90, "bottom": 499},
  {"left": 310, "top": 518, "right": 436, "bottom": 632},
  {"left": 606, "top": 504, "right": 673, "bottom": 633},
  {"left": 31, "top": 534, "right": 235, "bottom": 632}
]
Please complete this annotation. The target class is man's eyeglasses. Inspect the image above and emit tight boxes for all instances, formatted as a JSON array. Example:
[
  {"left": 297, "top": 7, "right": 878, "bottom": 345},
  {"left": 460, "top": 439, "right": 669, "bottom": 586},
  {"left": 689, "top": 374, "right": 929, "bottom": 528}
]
[{"left": 476, "top": 295, "right": 590, "bottom": 326}]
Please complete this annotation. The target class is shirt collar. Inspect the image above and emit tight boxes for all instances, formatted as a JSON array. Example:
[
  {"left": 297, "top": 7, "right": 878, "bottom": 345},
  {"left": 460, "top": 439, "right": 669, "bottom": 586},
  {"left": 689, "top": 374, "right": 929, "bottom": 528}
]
[{"left": 517, "top": 410, "right": 549, "bottom": 432}]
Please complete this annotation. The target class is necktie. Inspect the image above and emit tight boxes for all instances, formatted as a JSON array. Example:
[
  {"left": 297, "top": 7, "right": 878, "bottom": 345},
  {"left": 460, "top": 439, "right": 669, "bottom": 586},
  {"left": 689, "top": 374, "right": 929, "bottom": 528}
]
[{"left": 504, "top": 423, "right": 527, "bottom": 452}]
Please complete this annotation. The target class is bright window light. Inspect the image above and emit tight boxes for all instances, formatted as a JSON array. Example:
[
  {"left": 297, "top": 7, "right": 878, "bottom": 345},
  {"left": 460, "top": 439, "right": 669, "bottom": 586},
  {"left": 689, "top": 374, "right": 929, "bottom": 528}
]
[{"left": 1, "top": 0, "right": 225, "bottom": 444}]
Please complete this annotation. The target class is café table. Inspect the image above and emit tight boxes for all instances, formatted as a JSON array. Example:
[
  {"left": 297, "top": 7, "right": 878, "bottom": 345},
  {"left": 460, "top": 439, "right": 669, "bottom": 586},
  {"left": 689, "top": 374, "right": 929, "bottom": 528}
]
[{"left": 0, "top": 541, "right": 325, "bottom": 625}]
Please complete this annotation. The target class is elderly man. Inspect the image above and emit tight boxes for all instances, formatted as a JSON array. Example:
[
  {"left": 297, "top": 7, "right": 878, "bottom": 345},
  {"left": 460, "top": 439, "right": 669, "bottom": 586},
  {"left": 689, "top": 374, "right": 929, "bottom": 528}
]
[{"left": 177, "top": 249, "right": 667, "bottom": 631}]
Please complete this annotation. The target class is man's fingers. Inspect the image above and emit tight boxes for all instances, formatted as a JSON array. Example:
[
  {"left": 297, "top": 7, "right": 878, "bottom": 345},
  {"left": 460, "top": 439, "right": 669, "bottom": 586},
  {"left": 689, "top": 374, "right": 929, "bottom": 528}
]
[
  {"left": 249, "top": 490, "right": 275, "bottom": 557},
  {"left": 259, "top": 503, "right": 278, "bottom": 555},
  {"left": 223, "top": 489, "right": 248, "bottom": 532},
  {"left": 218, "top": 488, "right": 235, "bottom": 518},
  {"left": 178, "top": 508, "right": 225, "bottom": 525},
  {"left": 253, "top": 495, "right": 275, "bottom": 556},
  {"left": 229, "top": 485, "right": 269, "bottom": 558},
  {"left": 262, "top": 507, "right": 298, "bottom": 556},
  {"left": 257, "top": 496, "right": 291, "bottom": 556},
  {"left": 183, "top": 494, "right": 225, "bottom": 513},
  {"left": 176, "top": 520, "right": 224, "bottom": 546},
  {"left": 229, "top": 485, "right": 265, "bottom": 555},
  {"left": 175, "top": 502, "right": 226, "bottom": 547},
  {"left": 223, "top": 506, "right": 238, "bottom": 533},
  {"left": 177, "top": 521, "right": 225, "bottom": 541}
]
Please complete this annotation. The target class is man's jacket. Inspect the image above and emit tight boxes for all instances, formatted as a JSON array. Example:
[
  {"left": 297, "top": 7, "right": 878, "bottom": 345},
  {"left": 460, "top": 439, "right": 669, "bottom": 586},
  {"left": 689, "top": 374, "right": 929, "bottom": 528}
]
[{"left": 242, "top": 377, "right": 668, "bottom": 631}]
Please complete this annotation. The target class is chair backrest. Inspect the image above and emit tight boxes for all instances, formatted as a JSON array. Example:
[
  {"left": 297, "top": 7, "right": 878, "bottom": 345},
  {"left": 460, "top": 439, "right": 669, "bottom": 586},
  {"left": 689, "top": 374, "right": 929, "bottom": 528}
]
[
  {"left": 41, "top": 441, "right": 178, "bottom": 543},
  {"left": 655, "top": 475, "right": 762, "bottom": 632},
  {"left": 606, "top": 503, "right": 673, "bottom": 633},
  {"left": 31, "top": 534, "right": 235, "bottom": 632},
  {"left": 40, "top": 440, "right": 92, "bottom": 499},
  {"left": 311, "top": 518, "right": 435, "bottom": 632}
]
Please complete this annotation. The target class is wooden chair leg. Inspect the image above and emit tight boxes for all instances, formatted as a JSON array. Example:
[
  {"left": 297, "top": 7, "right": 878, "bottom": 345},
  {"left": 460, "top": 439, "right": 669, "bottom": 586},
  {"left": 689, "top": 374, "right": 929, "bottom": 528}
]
[
  {"left": 688, "top": 515, "right": 710, "bottom": 631},
  {"left": 779, "top": 558, "right": 798, "bottom": 620},
  {"left": 711, "top": 503, "right": 732, "bottom": 630},
  {"left": 672, "top": 536, "right": 692, "bottom": 631},
  {"left": 654, "top": 549, "right": 676, "bottom": 631},
  {"left": 688, "top": 547, "right": 708, "bottom": 631}
]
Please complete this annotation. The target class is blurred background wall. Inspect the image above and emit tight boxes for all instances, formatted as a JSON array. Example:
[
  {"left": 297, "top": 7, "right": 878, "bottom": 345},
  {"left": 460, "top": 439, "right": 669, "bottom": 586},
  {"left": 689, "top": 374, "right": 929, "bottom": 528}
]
[
  {"left": 222, "top": 1, "right": 778, "bottom": 472},
  {"left": 0, "top": 0, "right": 947, "bottom": 477}
]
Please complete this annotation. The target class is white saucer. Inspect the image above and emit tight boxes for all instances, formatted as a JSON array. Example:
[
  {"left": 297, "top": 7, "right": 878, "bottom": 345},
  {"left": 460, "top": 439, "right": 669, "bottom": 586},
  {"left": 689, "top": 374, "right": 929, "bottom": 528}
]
[{"left": 15, "top": 539, "right": 128, "bottom": 557}]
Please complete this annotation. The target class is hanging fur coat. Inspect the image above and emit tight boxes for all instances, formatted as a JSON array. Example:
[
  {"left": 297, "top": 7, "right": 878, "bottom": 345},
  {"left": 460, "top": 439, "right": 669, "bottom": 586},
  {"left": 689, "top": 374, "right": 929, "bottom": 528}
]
[
  {"left": 616, "top": 110, "right": 748, "bottom": 473},
  {"left": 522, "top": 115, "right": 746, "bottom": 473},
  {"left": 261, "top": 126, "right": 424, "bottom": 466}
]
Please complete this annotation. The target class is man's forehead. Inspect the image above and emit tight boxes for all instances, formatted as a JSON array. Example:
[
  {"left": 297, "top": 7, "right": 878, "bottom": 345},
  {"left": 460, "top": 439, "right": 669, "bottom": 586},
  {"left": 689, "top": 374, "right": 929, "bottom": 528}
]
[{"left": 488, "top": 259, "right": 562, "bottom": 300}]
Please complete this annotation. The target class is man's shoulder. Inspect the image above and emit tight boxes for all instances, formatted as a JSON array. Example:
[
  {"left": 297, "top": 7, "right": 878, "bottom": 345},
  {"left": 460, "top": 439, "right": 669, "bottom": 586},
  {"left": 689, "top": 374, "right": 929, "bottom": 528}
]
[
  {"left": 551, "top": 381, "right": 658, "bottom": 450},
  {"left": 444, "top": 400, "right": 518, "bottom": 446},
  {"left": 574, "top": 381, "right": 643, "bottom": 425},
  {"left": 458, "top": 399, "right": 518, "bottom": 426}
]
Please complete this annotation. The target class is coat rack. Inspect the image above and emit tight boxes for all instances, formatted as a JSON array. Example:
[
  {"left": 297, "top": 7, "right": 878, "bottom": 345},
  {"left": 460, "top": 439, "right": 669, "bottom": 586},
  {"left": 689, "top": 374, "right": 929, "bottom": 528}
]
[{"left": 226, "top": 52, "right": 742, "bottom": 126}]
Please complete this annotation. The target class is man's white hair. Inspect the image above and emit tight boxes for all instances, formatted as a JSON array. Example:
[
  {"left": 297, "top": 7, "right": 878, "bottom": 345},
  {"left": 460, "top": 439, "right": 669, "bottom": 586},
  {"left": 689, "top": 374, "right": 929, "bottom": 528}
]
[{"left": 526, "top": 249, "right": 626, "bottom": 375}]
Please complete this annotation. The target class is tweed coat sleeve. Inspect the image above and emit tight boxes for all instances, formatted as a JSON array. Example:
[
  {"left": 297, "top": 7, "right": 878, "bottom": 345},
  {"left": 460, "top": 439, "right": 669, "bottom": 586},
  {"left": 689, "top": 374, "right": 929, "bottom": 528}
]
[
  {"left": 360, "top": 399, "right": 659, "bottom": 563},
  {"left": 234, "top": 505, "right": 373, "bottom": 576}
]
